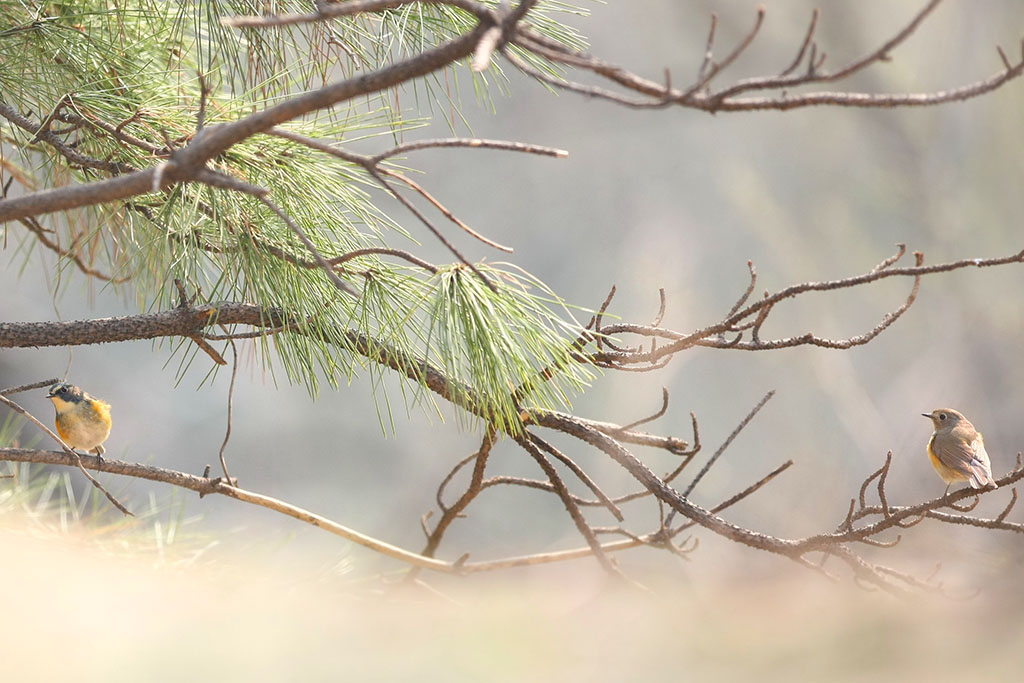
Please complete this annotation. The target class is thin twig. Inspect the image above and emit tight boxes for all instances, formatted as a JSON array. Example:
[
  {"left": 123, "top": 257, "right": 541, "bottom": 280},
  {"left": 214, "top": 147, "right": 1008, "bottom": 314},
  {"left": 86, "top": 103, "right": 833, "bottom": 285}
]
[
  {"left": 268, "top": 127, "right": 515, "bottom": 259},
  {"left": 726, "top": 261, "right": 757, "bottom": 318},
  {"left": 683, "top": 390, "right": 775, "bottom": 498},
  {"left": 16, "top": 217, "right": 129, "bottom": 283},
  {"left": 676, "top": 460, "right": 795, "bottom": 535},
  {"left": 688, "top": 7, "right": 765, "bottom": 93},
  {"left": 877, "top": 451, "right": 894, "bottom": 518},
  {"left": 0, "top": 378, "right": 60, "bottom": 396},
  {"left": 619, "top": 387, "right": 670, "bottom": 432},
  {"left": 329, "top": 247, "right": 439, "bottom": 274},
  {"left": 778, "top": 9, "right": 819, "bottom": 77},
  {"left": 217, "top": 327, "right": 238, "bottom": 482},
  {"left": 369, "top": 137, "right": 567, "bottom": 165},
  {"left": 256, "top": 194, "right": 359, "bottom": 298},
  {"left": 995, "top": 489, "right": 1018, "bottom": 523},
  {"left": 196, "top": 71, "right": 210, "bottom": 131}
]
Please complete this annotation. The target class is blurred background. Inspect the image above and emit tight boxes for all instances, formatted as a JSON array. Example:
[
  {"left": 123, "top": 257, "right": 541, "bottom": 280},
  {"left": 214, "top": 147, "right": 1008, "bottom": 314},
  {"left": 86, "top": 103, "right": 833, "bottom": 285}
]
[{"left": 3, "top": 0, "right": 1024, "bottom": 676}]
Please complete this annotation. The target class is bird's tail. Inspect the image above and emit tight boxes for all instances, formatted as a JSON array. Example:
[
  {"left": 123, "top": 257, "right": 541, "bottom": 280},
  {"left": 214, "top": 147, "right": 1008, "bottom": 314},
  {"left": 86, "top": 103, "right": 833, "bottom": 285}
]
[{"left": 969, "top": 468, "right": 997, "bottom": 489}]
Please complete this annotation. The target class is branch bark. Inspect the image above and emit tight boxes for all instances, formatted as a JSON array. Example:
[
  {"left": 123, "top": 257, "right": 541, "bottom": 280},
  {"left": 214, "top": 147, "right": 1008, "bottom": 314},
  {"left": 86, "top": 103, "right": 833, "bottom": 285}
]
[{"left": 0, "top": 19, "right": 492, "bottom": 223}]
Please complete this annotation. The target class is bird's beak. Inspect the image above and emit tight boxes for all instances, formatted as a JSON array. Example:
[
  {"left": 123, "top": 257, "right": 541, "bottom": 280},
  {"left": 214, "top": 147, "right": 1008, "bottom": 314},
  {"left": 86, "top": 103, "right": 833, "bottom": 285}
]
[{"left": 920, "top": 413, "right": 931, "bottom": 419}]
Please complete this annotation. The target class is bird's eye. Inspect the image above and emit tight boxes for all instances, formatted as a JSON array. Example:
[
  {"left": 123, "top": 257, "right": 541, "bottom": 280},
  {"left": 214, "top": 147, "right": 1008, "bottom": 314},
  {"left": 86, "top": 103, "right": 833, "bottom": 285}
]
[{"left": 939, "top": 413, "right": 947, "bottom": 421}]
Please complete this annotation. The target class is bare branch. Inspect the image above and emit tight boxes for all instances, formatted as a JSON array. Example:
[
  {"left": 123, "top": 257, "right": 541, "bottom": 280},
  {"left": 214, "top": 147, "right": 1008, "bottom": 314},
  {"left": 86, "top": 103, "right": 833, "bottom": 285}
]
[
  {"left": 596, "top": 248, "right": 1024, "bottom": 364},
  {"left": 515, "top": 434, "right": 624, "bottom": 577},
  {"left": 0, "top": 19, "right": 492, "bottom": 223},
  {"left": 684, "top": 6, "right": 765, "bottom": 94},
  {"left": 506, "top": 1, "right": 1024, "bottom": 113},
  {"left": 421, "top": 428, "right": 497, "bottom": 558}
]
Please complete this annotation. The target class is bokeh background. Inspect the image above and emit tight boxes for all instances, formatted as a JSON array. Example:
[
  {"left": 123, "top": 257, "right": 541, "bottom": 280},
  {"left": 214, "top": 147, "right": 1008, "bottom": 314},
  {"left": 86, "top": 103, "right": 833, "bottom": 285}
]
[{"left": 3, "top": 1, "right": 1024, "bottom": 678}]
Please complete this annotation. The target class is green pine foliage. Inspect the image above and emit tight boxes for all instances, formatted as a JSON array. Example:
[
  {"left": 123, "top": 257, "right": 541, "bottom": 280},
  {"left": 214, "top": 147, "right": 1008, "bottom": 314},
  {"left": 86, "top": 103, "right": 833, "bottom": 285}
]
[{"left": 1, "top": 1, "right": 594, "bottom": 435}]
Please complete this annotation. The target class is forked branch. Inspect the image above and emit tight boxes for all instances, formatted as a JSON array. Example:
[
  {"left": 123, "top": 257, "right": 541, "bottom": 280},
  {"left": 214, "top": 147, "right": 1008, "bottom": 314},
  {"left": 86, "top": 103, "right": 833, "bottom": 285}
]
[{"left": 506, "top": 1, "right": 1024, "bottom": 112}]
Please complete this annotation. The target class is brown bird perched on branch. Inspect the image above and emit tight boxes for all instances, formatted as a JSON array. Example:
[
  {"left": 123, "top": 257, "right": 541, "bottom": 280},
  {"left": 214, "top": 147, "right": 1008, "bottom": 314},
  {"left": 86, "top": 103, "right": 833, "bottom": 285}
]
[
  {"left": 47, "top": 382, "right": 112, "bottom": 456},
  {"left": 922, "top": 408, "right": 997, "bottom": 491}
]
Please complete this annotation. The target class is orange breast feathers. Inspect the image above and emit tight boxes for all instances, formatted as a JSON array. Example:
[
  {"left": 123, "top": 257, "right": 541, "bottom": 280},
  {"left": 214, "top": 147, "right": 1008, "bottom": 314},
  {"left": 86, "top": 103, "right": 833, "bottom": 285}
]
[{"left": 55, "top": 398, "right": 111, "bottom": 452}]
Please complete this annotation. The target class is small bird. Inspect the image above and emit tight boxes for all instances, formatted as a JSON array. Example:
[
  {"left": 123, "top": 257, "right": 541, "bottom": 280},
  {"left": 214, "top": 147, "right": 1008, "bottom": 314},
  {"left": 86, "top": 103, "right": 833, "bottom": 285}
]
[
  {"left": 922, "top": 408, "right": 997, "bottom": 491},
  {"left": 46, "top": 383, "right": 111, "bottom": 457}
]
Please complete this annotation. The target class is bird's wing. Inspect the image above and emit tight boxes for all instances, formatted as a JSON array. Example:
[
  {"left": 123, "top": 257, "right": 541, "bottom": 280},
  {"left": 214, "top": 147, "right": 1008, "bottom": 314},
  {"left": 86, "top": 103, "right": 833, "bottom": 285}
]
[
  {"left": 933, "top": 432, "right": 995, "bottom": 488},
  {"left": 970, "top": 437, "right": 996, "bottom": 487}
]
